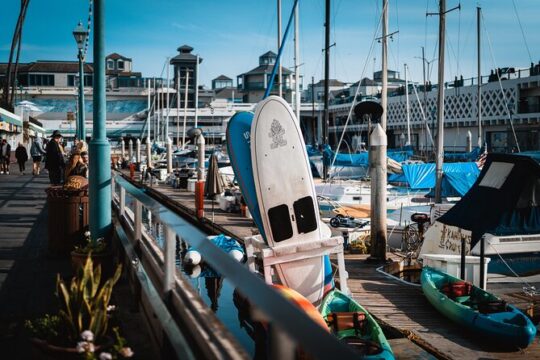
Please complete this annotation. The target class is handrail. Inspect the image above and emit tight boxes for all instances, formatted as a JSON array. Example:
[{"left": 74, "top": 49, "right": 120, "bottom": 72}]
[{"left": 113, "top": 174, "right": 359, "bottom": 359}]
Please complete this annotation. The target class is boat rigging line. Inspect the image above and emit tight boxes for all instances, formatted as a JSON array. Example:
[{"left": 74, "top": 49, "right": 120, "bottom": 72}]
[
  {"left": 328, "top": 1, "right": 387, "bottom": 171},
  {"left": 481, "top": 11, "right": 521, "bottom": 152},
  {"left": 511, "top": 0, "right": 533, "bottom": 64}
]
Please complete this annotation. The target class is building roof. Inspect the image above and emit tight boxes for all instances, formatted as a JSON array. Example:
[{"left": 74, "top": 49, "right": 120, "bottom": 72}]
[
  {"left": 313, "top": 79, "right": 346, "bottom": 87},
  {"left": 240, "top": 64, "right": 292, "bottom": 76},
  {"left": 0, "top": 61, "right": 94, "bottom": 74},
  {"left": 260, "top": 51, "right": 277, "bottom": 58},
  {"left": 170, "top": 45, "right": 203, "bottom": 64},
  {"left": 213, "top": 75, "right": 232, "bottom": 81},
  {"left": 214, "top": 87, "right": 243, "bottom": 99},
  {"left": 106, "top": 53, "right": 132, "bottom": 61}
]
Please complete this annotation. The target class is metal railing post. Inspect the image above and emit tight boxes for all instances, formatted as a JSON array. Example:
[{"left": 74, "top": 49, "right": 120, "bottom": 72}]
[
  {"left": 134, "top": 199, "right": 142, "bottom": 243},
  {"left": 163, "top": 225, "right": 175, "bottom": 296}
]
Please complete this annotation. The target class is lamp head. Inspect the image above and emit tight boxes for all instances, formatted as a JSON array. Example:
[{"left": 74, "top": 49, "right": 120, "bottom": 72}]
[{"left": 73, "top": 21, "right": 88, "bottom": 51}]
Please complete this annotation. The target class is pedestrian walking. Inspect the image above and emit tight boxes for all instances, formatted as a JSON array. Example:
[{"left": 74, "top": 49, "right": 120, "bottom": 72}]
[
  {"left": 0, "top": 139, "right": 11, "bottom": 174},
  {"left": 15, "top": 143, "right": 28, "bottom": 175},
  {"left": 30, "top": 136, "right": 46, "bottom": 175},
  {"left": 44, "top": 130, "right": 65, "bottom": 185}
]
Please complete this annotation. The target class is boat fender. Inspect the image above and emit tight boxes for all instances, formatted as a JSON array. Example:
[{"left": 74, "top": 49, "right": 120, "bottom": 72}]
[
  {"left": 411, "top": 213, "right": 430, "bottom": 224},
  {"left": 184, "top": 249, "right": 202, "bottom": 265},
  {"left": 187, "top": 265, "right": 202, "bottom": 278},
  {"left": 229, "top": 249, "right": 244, "bottom": 262}
]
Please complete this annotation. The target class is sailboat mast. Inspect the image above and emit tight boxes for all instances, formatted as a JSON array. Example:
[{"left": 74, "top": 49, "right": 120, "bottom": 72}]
[
  {"left": 369, "top": 0, "right": 389, "bottom": 262},
  {"left": 176, "top": 69, "right": 180, "bottom": 146},
  {"left": 182, "top": 70, "right": 189, "bottom": 149},
  {"left": 166, "top": 59, "right": 170, "bottom": 140},
  {"left": 434, "top": 0, "right": 446, "bottom": 204},
  {"left": 294, "top": 1, "right": 300, "bottom": 121},
  {"left": 278, "top": 0, "right": 283, "bottom": 98},
  {"left": 404, "top": 63, "right": 411, "bottom": 146},
  {"left": 195, "top": 54, "right": 199, "bottom": 128},
  {"left": 477, "top": 6, "right": 482, "bottom": 148},
  {"left": 322, "top": 0, "right": 330, "bottom": 181},
  {"left": 381, "top": 0, "right": 388, "bottom": 131}
]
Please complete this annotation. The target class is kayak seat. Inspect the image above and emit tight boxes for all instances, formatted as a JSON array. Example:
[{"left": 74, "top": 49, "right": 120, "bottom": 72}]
[
  {"left": 441, "top": 281, "right": 473, "bottom": 299},
  {"left": 477, "top": 299, "right": 508, "bottom": 314},
  {"left": 327, "top": 312, "right": 367, "bottom": 336}
]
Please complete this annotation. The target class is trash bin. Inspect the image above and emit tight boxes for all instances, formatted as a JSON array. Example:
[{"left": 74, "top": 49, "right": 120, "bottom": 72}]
[{"left": 46, "top": 186, "right": 89, "bottom": 256}]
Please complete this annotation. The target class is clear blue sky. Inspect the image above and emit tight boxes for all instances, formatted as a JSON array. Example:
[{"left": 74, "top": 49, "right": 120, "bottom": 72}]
[{"left": 1, "top": 0, "right": 539, "bottom": 88}]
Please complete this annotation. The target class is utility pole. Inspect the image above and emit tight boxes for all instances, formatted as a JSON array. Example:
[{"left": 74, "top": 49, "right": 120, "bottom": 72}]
[{"left": 322, "top": 0, "right": 330, "bottom": 181}]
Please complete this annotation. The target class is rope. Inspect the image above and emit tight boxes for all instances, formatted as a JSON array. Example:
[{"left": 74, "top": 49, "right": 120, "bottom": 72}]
[
  {"left": 481, "top": 12, "right": 520, "bottom": 152},
  {"left": 488, "top": 243, "right": 538, "bottom": 297},
  {"left": 329, "top": 1, "right": 386, "bottom": 170},
  {"left": 406, "top": 66, "right": 435, "bottom": 148},
  {"left": 511, "top": 0, "right": 533, "bottom": 63}
]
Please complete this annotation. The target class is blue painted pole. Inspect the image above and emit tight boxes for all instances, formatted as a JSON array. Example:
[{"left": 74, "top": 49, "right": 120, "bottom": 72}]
[
  {"left": 264, "top": 0, "right": 298, "bottom": 99},
  {"left": 89, "top": 0, "right": 111, "bottom": 239},
  {"left": 77, "top": 49, "right": 86, "bottom": 140}
]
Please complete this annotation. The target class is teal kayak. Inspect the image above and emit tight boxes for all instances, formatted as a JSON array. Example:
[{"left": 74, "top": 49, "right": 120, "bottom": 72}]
[
  {"left": 319, "top": 289, "right": 394, "bottom": 359},
  {"left": 421, "top": 266, "right": 537, "bottom": 349}
]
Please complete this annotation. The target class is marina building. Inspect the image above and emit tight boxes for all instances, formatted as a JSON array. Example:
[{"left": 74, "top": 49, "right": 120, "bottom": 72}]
[{"left": 325, "top": 65, "right": 540, "bottom": 153}]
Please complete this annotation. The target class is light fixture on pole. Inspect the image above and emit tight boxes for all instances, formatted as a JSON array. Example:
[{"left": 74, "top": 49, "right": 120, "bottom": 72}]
[{"left": 73, "top": 21, "right": 88, "bottom": 141}]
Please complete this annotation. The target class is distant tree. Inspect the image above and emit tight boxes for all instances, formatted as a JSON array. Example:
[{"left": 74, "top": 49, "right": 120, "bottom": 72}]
[{"left": 1, "top": 0, "right": 31, "bottom": 112}]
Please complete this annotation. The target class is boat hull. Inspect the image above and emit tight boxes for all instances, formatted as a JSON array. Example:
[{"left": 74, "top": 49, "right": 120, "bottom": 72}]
[{"left": 421, "top": 266, "right": 536, "bottom": 348}]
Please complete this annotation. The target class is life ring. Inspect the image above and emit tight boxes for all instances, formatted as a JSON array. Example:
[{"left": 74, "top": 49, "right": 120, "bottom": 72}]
[{"left": 410, "top": 212, "right": 430, "bottom": 224}]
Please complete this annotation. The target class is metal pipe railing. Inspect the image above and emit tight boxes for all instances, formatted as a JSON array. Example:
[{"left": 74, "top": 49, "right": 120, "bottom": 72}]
[{"left": 112, "top": 173, "right": 358, "bottom": 359}]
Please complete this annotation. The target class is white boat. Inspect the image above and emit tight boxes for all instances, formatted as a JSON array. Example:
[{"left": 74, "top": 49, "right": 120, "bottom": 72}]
[{"left": 419, "top": 153, "right": 540, "bottom": 276}]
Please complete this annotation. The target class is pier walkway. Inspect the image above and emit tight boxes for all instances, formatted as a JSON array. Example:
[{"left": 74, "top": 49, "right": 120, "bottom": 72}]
[
  {"left": 123, "top": 172, "right": 540, "bottom": 359},
  {"left": 0, "top": 169, "right": 154, "bottom": 359}
]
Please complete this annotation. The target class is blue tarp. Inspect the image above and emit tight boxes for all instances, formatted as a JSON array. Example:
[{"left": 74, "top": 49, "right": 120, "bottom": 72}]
[
  {"left": 402, "top": 162, "right": 480, "bottom": 196},
  {"left": 444, "top": 147, "right": 482, "bottom": 162},
  {"left": 322, "top": 145, "right": 413, "bottom": 167}
]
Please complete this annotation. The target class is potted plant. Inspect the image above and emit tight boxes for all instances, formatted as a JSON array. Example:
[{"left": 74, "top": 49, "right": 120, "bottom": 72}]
[
  {"left": 25, "top": 255, "right": 133, "bottom": 359},
  {"left": 71, "top": 230, "right": 114, "bottom": 277}
]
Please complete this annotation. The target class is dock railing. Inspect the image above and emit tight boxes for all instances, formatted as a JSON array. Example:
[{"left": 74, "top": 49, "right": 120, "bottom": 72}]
[{"left": 111, "top": 173, "right": 359, "bottom": 359}]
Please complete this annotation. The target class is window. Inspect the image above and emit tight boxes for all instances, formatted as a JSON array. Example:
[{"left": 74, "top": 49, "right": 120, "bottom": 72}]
[
  {"left": 28, "top": 74, "right": 54, "bottom": 86},
  {"left": 479, "top": 162, "right": 514, "bottom": 189},
  {"left": 68, "top": 75, "right": 93, "bottom": 87},
  {"left": 117, "top": 60, "right": 124, "bottom": 70},
  {"left": 107, "top": 60, "right": 114, "bottom": 70}
]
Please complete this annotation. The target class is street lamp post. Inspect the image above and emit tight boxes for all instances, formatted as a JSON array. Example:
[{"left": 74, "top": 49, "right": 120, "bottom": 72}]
[
  {"left": 73, "top": 21, "right": 88, "bottom": 141},
  {"left": 89, "top": 0, "right": 112, "bottom": 239}
]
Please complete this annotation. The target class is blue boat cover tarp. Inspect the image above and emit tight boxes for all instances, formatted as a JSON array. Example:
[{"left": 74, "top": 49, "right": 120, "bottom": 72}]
[
  {"left": 322, "top": 145, "right": 413, "bottom": 167},
  {"left": 402, "top": 162, "right": 480, "bottom": 196},
  {"left": 444, "top": 147, "right": 481, "bottom": 162}
]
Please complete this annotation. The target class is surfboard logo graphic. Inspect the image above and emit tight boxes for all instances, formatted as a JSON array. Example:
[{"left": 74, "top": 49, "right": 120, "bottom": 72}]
[{"left": 269, "top": 119, "right": 287, "bottom": 149}]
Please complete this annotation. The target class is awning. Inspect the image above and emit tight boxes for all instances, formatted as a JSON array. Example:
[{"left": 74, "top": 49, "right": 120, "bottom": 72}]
[{"left": 0, "top": 107, "right": 23, "bottom": 127}]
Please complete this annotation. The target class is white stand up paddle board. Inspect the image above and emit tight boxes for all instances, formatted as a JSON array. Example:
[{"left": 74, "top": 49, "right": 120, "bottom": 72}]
[{"left": 251, "top": 96, "right": 325, "bottom": 304}]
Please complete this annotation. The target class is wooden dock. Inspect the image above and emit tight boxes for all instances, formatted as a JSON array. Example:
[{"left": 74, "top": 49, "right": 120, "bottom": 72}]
[{"left": 122, "top": 172, "right": 540, "bottom": 359}]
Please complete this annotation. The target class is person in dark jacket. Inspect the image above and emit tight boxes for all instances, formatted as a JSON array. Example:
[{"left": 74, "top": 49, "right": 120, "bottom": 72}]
[
  {"left": 45, "top": 130, "right": 65, "bottom": 185},
  {"left": 0, "top": 139, "right": 11, "bottom": 175},
  {"left": 15, "top": 143, "right": 29, "bottom": 175}
]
